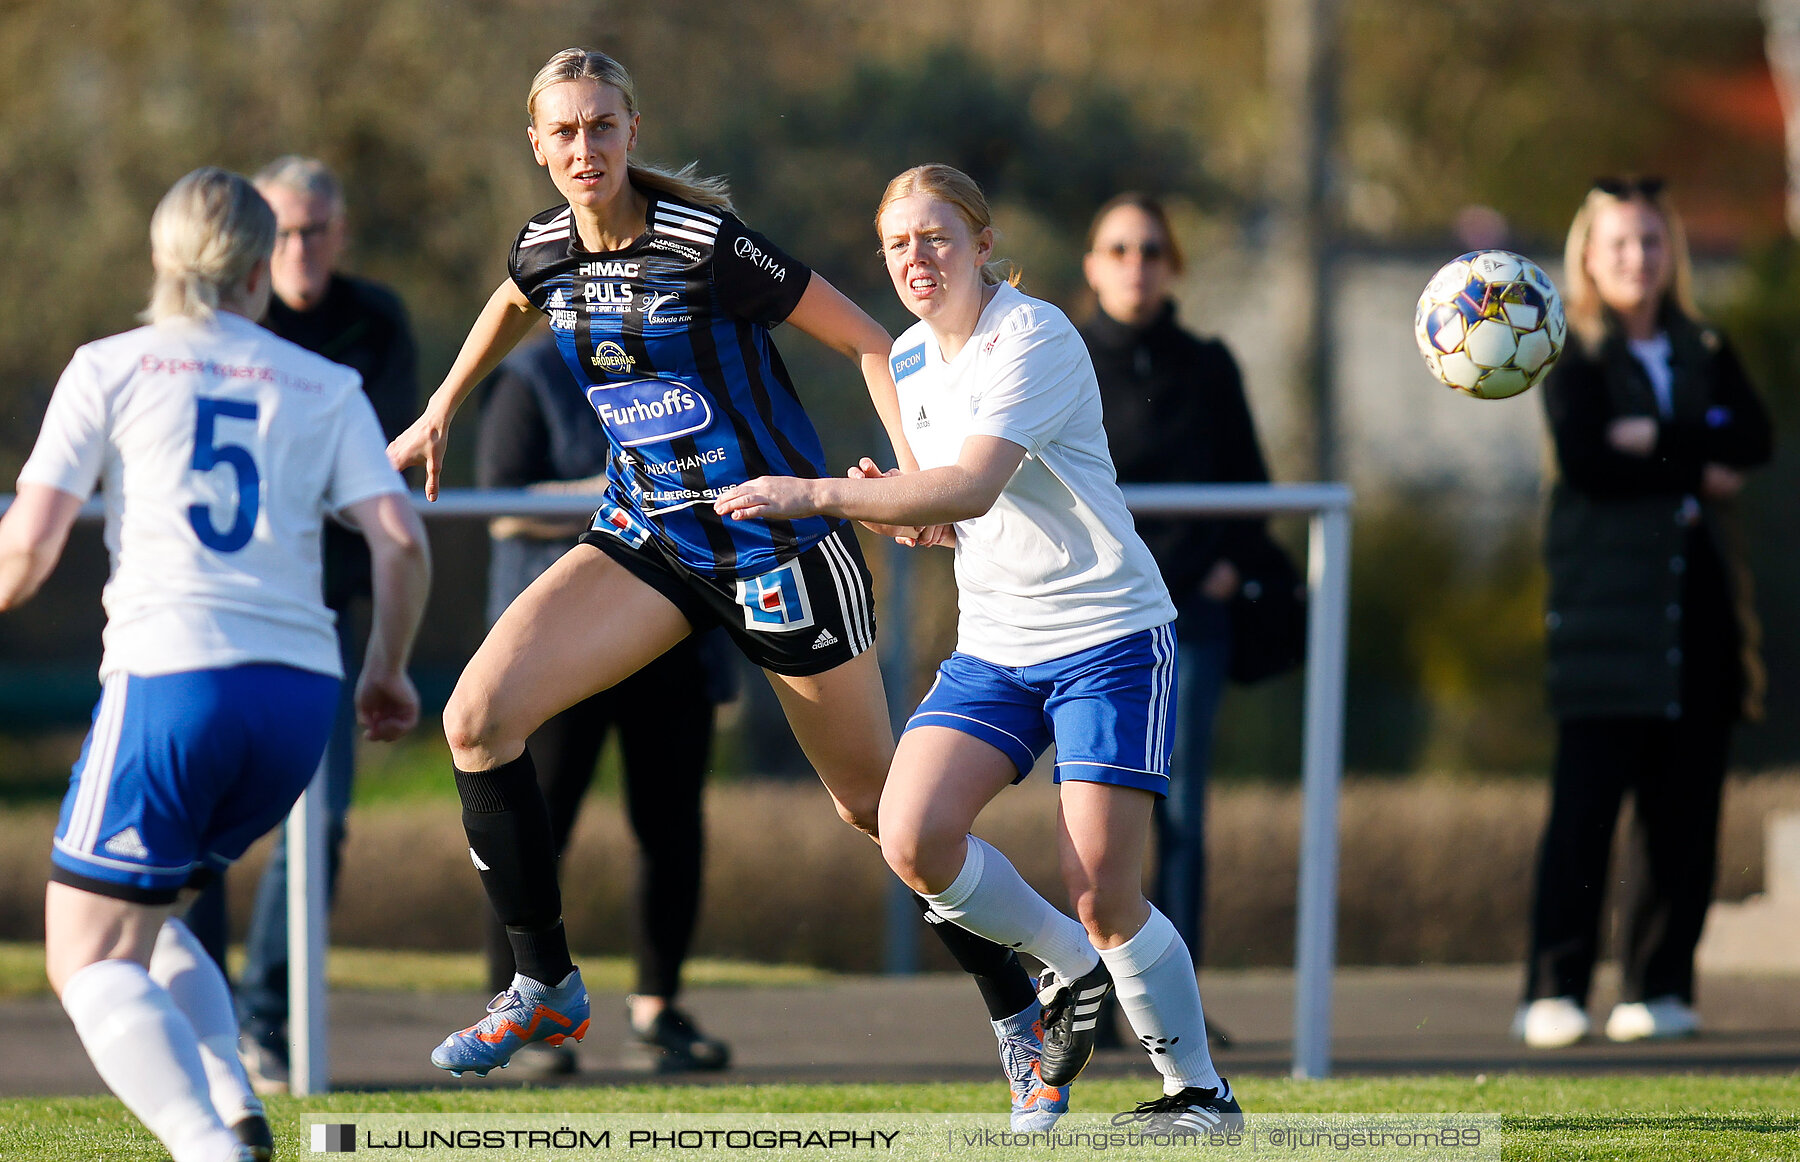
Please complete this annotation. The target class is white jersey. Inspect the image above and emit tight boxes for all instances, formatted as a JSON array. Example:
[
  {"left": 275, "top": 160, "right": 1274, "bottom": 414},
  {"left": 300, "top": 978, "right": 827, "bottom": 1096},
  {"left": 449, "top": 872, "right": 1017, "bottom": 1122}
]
[
  {"left": 890, "top": 282, "right": 1175, "bottom": 667},
  {"left": 18, "top": 312, "right": 406, "bottom": 680}
]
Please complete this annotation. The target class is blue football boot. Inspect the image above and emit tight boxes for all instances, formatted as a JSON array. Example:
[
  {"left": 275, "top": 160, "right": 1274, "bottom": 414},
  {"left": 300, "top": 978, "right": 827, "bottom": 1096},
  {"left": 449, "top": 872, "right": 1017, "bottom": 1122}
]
[
  {"left": 431, "top": 969, "right": 590, "bottom": 1077},
  {"left": 995, "top": 997, "right": 1070, "bottom": 1131}
]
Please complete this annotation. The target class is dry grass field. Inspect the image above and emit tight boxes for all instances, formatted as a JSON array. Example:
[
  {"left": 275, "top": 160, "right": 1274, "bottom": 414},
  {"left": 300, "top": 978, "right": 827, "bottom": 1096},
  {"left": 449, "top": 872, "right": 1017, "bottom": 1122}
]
[{"left": 2, "top": 772, "right": 1795, "bottom": 971}]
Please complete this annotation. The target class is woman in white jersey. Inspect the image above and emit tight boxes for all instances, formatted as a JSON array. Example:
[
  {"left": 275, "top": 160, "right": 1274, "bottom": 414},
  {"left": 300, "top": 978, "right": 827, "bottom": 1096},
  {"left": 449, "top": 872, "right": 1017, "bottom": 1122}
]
[
  {"left": 717, "top": 164, "right": 1240, "bottom": 1130},
  {"left": 0, "top": 168, "right": 429, "bottom": 1162}
]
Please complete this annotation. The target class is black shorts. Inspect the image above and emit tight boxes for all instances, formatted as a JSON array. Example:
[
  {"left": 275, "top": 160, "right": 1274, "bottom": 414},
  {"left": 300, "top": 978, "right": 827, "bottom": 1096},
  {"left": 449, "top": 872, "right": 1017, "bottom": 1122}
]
[{"left": 578, "top": 522, "right": 876, "bottom": 676}]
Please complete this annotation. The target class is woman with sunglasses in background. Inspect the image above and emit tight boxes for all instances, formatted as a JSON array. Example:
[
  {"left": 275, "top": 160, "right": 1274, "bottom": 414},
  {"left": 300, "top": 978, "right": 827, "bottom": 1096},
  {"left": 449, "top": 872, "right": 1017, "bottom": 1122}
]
[
  {"left": 1516, "top": 177, "right": 1772, "bottom": 1049},
  {"left": 1076, "top": 195, "right": 1271, "bottom": 1046}
]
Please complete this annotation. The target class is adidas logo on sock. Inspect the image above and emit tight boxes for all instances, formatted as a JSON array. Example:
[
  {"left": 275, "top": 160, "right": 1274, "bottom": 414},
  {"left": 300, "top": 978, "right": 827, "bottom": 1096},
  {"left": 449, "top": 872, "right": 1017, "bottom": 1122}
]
[
  {"left": 104, "top": 827, "right": 149, "bottom": 860},
  {"left": 469, "top": 847, "right": 491, "bottom": 871},
  {"left": 812, "top": 628, "right": 839, "bottom": 650}
]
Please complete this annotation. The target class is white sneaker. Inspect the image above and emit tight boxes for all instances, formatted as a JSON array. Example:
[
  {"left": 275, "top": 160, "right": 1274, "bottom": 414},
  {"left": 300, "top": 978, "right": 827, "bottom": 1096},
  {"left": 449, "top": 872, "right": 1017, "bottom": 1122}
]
[
  {"left": 1511, "top": 997, "right": 1589, "bottom": 1048},
  {"left": 1605, "top": 996, "right": 1699, "bottom": 1042}
]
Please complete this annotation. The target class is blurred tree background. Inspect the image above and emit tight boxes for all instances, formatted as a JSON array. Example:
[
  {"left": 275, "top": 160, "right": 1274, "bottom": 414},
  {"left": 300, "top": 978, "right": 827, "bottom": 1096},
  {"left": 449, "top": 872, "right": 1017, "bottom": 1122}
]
[{"left": 0, "top": 0, "right": 1791, "bottom": 782}]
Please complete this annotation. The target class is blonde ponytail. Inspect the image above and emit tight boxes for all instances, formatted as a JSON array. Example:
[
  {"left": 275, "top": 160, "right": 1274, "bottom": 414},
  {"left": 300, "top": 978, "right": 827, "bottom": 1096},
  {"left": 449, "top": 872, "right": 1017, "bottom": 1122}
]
[{"left": 143, "top": 168, "right": 276, "bottom": 324}]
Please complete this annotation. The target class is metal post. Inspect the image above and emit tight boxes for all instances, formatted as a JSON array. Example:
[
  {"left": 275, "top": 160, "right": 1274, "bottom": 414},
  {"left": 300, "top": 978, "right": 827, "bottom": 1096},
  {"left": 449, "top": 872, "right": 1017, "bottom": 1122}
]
[
  {"left": 10, "top": 484, "right": 1351, "bottom": 1076},
  {"left": 287, "top": 759, "right": 330, "bottom": 1095},
  {"left": 1292, "top": 505, "right": 1351, "bottom": 1078},
  {"left": 880, "top": 536, "right": 921, "bottom": 975}
]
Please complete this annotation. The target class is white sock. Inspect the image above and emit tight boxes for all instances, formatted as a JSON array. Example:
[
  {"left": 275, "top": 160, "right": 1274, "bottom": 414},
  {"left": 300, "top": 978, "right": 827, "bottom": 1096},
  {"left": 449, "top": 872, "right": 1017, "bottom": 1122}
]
[
  {"left": 922, "top": 835, "right": 1099, "bottom": 983},
  {"left": 150, "top": 918, "right": 263, "bottom": 1125},
  {"left": 1097, "top": 906, "right": 1223, "bottom": 1095},
  {"left": 61, "top": 959, "right": 248, "bottom": 1162}
]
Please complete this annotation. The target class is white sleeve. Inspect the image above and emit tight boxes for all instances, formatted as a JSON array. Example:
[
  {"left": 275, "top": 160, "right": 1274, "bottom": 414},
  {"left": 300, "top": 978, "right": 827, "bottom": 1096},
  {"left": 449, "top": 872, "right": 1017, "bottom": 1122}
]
[
  {"left": 325, "top": 390, "right": 408, "bottom": 513},
  {"left": 18, "top": 345, "right": 110, "bottom": 499},
  {"left": 964, "top": 308, "right": 1086, "bottom": 456}
]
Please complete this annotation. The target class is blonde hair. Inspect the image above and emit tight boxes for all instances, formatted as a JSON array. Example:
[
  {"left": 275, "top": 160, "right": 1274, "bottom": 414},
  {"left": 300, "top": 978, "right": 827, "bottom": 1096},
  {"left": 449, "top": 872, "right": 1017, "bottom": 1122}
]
[
  {"left": 143, "top": 167, "right": 276, "bottom": 325},
  {"left": 875, "top": 163, "right": 1021, "bottom": 287},
  {"left": 527, "top": 48, "right": 734, "bottom": 213},
  {"left": 1562, "top": 182, "right": 1700, "bottom": 352}
]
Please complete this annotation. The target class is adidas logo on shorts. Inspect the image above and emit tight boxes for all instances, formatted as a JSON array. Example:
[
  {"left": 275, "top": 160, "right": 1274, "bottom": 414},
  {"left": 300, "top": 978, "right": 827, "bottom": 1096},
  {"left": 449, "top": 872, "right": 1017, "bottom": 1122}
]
[
  {"left": 812, "top": 628, "right": 839, "bottom": 650},
  {"left": 104, "top": 827, "right": 150, "bottom": 860}
]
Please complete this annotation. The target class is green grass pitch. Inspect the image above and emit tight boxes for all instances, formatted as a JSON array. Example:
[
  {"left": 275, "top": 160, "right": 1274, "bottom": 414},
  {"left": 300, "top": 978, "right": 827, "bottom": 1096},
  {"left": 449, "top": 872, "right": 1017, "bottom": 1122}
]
[{"left": 3, "top": 1075, "right": 1796, "bottom": 1161}]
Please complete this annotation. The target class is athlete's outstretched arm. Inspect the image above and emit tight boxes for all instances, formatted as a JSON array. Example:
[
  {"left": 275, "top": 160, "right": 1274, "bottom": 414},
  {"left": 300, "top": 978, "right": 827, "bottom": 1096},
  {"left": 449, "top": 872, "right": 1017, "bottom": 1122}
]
[
  {"left": 784, "top": 274, "right": 919, "bottom": 474},
  {"left": 338, "top": 491, "right": 431, "bottom": 741},
  {"left": 388, "top": 279, "right": 540, "bottom": 499},
  {"left": 0, "top": 484, "right": 84, "bottom": 611},
  {"left": 716, "top": 435, "right": 1026, "bottom": 528},
  {"left": 844, "top": 458, "right": 953, "bottom": 548}
]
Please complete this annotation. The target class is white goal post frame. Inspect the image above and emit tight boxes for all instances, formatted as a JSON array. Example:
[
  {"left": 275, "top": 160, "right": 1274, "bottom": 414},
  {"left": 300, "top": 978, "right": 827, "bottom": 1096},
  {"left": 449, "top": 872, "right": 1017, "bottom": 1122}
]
[{"left": 22, "top": 482, "right": 1350, "bottom": 1088}]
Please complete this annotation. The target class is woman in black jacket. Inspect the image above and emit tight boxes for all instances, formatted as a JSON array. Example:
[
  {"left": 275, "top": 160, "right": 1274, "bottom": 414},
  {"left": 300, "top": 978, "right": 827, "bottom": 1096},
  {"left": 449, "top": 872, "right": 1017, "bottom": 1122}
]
[
  {"left": 1079, "top": 194, "right": 1271, "bottom": 993},
  {"left": 1518, "top": 178, "right": 1772, "bottom": 1049}
]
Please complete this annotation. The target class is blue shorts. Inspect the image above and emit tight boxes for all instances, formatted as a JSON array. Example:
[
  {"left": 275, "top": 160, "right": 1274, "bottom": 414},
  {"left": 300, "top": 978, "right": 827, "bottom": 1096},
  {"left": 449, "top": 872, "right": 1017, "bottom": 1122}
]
[
  {"left": 904, "top": 624, "right": 1178, "bottom": 796},
  {"left": 50, "top": 664, "right": 340, "bottom": 904}
]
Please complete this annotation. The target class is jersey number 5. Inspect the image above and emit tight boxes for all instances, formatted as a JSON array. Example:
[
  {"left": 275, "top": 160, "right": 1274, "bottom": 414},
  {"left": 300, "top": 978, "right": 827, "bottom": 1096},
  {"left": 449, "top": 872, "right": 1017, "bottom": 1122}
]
[{"left": 188, "top": 397, "right": 261, "bottom": 553}]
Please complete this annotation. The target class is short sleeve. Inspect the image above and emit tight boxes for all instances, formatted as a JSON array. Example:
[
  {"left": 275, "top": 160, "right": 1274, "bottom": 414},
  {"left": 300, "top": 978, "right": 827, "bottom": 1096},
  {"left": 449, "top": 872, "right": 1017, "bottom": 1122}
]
[
  {"left": 711, "top": 215, "right": 812, "bottom": 325},
  {"left": 965, "top": 307, "right": 1087, "bottom": 456},
  {"left": 18, "top": 346, "right": 110, "bottom": 499},
  {"left": 508, "top": 206, "right": 572, "bottom": 307},
  {"left": 325, "top": 388, "right": 408, "bottom": 513}
]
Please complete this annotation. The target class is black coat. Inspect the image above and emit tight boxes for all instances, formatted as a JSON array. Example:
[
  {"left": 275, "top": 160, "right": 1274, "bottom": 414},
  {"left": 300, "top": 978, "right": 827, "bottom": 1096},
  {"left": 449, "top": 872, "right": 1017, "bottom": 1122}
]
[
  {"left": 1081, "top": 303, "right": 1269, "bottom": 615},
  {"left": 264, "top": 273, "right": 418, "bottom": 612},
  {"left": 1542, "top": 312, "right": 1772, "bottom": 722}
]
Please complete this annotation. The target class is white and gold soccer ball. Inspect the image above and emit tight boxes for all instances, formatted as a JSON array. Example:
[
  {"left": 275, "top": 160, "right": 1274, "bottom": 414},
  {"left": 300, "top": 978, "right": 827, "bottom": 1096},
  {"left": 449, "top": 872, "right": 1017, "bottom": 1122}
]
[{"left": 1414, "top": 250, "right": 1566, "bottom": 399}]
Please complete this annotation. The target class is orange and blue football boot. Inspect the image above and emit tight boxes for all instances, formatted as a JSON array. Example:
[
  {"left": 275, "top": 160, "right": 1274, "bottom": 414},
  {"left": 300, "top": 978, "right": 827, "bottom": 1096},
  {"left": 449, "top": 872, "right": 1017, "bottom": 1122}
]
[
  {"left": 431, "top": 969, "right": 590, "bottom": 1077},
  {"left": 995, "top": 997, "right": 1070, "bottom": 1131}
]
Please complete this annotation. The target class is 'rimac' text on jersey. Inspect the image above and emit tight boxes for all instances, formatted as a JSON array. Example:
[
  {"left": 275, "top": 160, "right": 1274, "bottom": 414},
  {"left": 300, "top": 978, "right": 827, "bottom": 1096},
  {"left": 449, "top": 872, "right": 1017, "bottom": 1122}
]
[{"left": 509, "top": 194, "right": 835, "bottom": 580}]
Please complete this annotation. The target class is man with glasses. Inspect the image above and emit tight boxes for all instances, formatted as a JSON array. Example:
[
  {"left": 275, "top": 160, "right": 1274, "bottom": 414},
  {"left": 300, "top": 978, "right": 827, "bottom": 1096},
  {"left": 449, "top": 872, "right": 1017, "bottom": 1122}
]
[{"left": 181, "top": 155, "right": 420, "bottom": 1094}]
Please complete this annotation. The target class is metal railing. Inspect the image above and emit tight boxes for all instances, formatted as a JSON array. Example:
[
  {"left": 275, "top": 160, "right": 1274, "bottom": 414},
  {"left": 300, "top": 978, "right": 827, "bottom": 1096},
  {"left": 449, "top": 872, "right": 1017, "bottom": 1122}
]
[{"left": 17, "top": 481, "right": 1352, "bottom": 1086}]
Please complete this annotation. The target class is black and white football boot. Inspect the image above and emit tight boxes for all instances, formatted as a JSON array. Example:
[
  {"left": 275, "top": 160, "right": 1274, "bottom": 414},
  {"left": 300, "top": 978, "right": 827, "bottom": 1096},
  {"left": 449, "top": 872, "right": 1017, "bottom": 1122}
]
[
  {"left": 1111, "top": 1078, "right": 1244, "bottom": 1136},
  {"left": 1034, "top": 960, "right": 1115, "bottom": 1086},
  {"left": 230, "top": 1113, "right": 274, "bottom": 1162}
]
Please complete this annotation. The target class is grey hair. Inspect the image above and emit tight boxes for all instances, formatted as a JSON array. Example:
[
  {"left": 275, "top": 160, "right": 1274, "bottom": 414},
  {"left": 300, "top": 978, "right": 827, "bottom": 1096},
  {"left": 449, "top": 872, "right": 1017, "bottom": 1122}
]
[
  {"left": 142, "top": 168, "right": 277, "bottom": 324},
  {"left": 252, "top": 155, "right": 345, "bottom": 218}
]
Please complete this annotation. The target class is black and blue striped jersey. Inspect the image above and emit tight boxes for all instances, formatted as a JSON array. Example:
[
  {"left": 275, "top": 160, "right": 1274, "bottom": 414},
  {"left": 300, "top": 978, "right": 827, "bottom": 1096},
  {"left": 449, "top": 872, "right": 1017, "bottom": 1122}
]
[{"left": 509, "top": 192, "right": 834, "bottom": 580}]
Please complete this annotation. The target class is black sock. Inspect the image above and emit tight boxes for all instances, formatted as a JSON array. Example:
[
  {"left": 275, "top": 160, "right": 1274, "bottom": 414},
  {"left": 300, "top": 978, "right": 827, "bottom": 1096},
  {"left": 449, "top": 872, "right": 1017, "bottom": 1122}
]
[
  {"left": 456, "top": 752, "right": 573, "bottom": 986},
  {"left": 913, "top": 892, "right": 1038, "bottom": 1020},
  {"left": 504, "top": 921, "right": 575, "bottom": 990}
]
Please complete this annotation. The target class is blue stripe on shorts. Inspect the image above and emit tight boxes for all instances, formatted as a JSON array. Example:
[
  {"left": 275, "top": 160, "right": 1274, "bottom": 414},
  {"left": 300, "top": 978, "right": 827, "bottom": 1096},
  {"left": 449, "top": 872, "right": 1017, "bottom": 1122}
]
[{"left": 903, "top": 623, "right": 1178, "bottom": 796}]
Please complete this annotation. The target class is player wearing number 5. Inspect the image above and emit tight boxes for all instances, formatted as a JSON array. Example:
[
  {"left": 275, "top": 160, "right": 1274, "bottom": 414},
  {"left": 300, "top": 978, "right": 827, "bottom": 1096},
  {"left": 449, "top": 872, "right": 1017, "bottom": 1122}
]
[{"left": 0, "top": 168, "right": 430, "bottom": 1162}]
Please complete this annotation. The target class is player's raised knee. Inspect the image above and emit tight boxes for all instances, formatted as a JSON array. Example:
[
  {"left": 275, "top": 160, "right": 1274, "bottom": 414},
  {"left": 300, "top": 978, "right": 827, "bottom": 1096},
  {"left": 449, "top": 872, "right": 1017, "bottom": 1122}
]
[
  {"left": 440, "top": 686, "right": 514, "bottom": 770},
  {"left": 877, "top": 817, "right": 966, "bottom": 894},
  {"left": 1070, "top": 882, "right": 1148, "bottom": 945}
]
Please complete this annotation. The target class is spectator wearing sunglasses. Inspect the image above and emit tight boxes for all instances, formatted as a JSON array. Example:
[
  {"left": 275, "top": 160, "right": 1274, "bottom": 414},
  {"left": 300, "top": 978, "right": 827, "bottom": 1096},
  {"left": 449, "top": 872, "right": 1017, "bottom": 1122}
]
[
  {"left": 1077, "top": 195, "right": 1271, "bottom": 1044},
  {"left": 1517, "top": 177, "right": 1772, "bottom": 1049}
]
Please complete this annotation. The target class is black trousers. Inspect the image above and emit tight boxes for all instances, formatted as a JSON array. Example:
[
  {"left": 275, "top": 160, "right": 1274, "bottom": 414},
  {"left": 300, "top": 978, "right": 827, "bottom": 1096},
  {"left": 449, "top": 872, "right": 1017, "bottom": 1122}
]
[
  {"left": 483, "top": 637, "right": 715, "bottom": 998},
  {"left": 1524, "top": 712, "right": 1732, "bottom": 1006}
]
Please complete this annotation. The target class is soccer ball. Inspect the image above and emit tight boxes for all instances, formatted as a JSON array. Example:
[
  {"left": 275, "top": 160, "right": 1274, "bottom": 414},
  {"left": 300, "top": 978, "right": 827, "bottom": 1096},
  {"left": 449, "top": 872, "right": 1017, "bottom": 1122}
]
[{"left": 1414, "top": 250, "right": 1566, "bottom": 399}]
